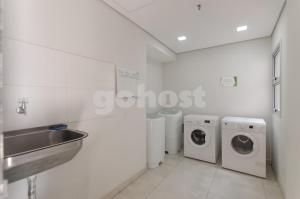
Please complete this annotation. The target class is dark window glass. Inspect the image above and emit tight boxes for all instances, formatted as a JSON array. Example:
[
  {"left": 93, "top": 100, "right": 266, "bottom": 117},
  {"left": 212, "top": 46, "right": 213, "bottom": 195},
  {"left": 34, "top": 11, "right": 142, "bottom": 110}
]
[
  {"left": 231, "top": 135, "right": 254, "bottom": 155},
  {"left": 191, "top": 130, "right": 206, "bottom": 145}
]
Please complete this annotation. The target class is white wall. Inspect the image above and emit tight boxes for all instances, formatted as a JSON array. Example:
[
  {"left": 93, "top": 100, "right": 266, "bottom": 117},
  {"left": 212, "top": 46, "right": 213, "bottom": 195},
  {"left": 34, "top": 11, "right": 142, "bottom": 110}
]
[
  {"left": 146, "top": 59, "right": 163, "bottom": 114},
  {"left": 271, "top": 1, "right": 300, "bottom": 198},
  {"left": 0, "top": 2, "right": 4, "bottom": 195},
  {"left": 163, "top": 38, "right": 273, "bottom": 160},
  {"left": 3, "top": 0, "right": 174, "bottom": 198},
  {"left": 285, "top": 0, "right": 300, "bottom": 198},
  {"left": 271, "top": 5, "right": 287, "bottom": 195}
]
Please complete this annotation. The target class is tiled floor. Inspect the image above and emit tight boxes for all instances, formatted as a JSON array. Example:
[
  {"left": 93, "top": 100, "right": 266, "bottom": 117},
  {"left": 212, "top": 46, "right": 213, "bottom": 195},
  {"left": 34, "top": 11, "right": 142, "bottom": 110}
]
[{"left": 113, "top": 153, "right": 284, "bottom": 199}]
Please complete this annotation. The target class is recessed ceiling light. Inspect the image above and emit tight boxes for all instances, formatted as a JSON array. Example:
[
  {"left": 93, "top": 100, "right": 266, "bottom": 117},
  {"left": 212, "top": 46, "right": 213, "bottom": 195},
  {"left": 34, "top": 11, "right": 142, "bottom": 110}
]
[
  {"left": 237, "top": 25, "right": 248, "bottom": 32},
  {"left": 177, "top": 36, "right": 187, "bottom": 41}
]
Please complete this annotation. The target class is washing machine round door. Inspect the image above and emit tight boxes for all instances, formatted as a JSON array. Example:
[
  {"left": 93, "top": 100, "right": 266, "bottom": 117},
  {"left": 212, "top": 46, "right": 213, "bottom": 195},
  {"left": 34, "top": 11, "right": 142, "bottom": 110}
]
[
  {"left": 230, "top": 133, "right": 258, "bottom": 157},
  {"left": 190, "top": 128, "right": 210, "bottom": 147}
]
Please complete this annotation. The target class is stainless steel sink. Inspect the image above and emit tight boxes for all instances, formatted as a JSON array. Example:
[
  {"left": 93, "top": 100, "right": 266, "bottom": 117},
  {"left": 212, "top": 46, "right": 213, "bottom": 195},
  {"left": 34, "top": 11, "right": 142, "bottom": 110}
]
[{"left": 3, "top": 126, "right": 88, "bottom": 183}]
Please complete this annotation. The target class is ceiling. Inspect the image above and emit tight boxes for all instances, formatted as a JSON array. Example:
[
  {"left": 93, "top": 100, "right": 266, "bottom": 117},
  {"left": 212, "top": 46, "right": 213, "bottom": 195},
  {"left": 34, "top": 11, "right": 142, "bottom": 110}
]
[{"left": 103, "top": 0, "right": 285, "bottom": 54}]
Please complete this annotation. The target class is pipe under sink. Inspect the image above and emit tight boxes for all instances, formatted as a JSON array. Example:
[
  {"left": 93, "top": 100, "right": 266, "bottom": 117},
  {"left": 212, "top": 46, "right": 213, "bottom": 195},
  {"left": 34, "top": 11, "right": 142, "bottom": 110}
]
[{"left": 3, "top": 126, "right": 88, "bottom": 183}]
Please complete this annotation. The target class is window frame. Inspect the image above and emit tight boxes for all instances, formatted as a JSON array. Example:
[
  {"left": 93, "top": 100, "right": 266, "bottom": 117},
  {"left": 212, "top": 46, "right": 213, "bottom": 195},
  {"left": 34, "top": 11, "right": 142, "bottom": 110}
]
[{"left": 272, "top": 43, "right": 281, "bottom": 114}]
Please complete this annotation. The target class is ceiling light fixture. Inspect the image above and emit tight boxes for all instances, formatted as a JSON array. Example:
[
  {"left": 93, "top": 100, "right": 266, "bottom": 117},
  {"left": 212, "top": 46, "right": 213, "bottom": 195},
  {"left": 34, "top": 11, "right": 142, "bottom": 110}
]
[
  {"left": 237, "top": 25, "right": 248, "bottom": 32},
  {"left": 177, "top": 36, "right": 187, "bottom": 41}
]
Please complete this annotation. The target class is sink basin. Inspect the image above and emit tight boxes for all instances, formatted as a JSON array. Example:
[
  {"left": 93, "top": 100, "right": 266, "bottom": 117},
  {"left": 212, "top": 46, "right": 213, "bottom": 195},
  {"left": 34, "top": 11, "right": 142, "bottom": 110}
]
[{"left": 3, "top": 126, "right": 88, "bottom": 183}]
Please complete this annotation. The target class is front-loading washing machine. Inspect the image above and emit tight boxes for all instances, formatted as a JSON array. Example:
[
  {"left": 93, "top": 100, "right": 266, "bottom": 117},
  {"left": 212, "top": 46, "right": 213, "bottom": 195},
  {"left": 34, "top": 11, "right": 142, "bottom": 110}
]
[
  {"left": 222, "top": 117, "right": 266, "bottom": 178},
  {"left": 184, "top": 114, "right": 220, "bottom": 163}
]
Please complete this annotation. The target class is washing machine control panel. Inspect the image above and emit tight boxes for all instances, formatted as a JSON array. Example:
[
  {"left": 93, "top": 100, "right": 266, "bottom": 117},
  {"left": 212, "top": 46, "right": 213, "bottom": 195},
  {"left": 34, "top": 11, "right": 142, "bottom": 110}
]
[
  {"left": 185, "top": 120, "right": 217, "bottom": 126},
  {"left": 222, "top": 122, "right": 266, "bottom": 133}
]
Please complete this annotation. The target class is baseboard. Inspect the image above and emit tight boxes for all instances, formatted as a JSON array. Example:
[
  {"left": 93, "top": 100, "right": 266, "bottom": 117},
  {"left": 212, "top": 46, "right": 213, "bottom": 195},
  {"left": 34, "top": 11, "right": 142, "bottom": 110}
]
[{"left": 100, "top": 168, "right": 147, "bottom": 199}]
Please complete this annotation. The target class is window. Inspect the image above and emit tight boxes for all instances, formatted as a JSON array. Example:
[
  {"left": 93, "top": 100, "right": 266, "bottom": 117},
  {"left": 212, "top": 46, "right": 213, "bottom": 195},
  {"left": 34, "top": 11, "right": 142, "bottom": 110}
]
[{"left": 273, "top": 44, "right": 281, "bottom": 113}]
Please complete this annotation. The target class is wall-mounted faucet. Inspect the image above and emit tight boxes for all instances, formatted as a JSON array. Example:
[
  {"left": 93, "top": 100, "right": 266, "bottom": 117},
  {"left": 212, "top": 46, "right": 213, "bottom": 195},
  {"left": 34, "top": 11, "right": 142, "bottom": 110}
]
[{"left": 16, "top": 98, "right": 28, "bottom": 115}]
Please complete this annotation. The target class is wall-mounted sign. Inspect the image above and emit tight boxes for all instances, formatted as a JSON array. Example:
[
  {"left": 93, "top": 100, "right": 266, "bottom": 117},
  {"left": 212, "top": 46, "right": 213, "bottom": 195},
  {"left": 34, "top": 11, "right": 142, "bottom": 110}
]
[
  {"left": 220, "top": 76, "right": 238, "bottom": 87},
  {"left": 116, "top": 67, "right": 141, "bottom": 99}
]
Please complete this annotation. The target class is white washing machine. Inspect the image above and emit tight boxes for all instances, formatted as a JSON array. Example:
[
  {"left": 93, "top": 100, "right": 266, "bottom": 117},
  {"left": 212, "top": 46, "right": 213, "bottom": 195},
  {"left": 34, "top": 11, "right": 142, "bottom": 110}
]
[
  {"left": 222, "top": 117, "right": 266, "bottom": 178},
  {"left": 184, "top": 115, "right": 220, "bottom": 163},
  {"left": 159, "top": 110, "right": 183, "bottom": 155}
]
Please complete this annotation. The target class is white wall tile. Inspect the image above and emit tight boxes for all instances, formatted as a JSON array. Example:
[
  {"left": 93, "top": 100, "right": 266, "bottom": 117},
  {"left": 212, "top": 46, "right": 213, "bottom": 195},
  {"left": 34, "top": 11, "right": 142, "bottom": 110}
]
[
  {"left": 4, "top": 0, "right": 146, "bottom": 70},
  {"left": 66, "top": 88, "right": 99, "bottom": 122},
  {"left": 4, "top": 39, "right": 68, "bottom": 87},
  {"left": 67, "top": 58, "right": 115, "bottom": 90},
  {"left": 4, "top": 38, "right": 116, "bottom": 90},
  {"left": 3, "top": 86, "right": 67, "bottom": 131},
  {"left": 66, "top": 115, "right": 147, "bottom": 199}
]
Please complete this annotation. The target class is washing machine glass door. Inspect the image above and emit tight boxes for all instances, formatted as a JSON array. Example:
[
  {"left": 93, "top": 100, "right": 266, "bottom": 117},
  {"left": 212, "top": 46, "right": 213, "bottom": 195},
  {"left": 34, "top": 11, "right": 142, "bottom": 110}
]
[
  {"left": 191, "top": 129, "right": 207, "bottom": 146},
  {"left": 231, "top": 135, "right": 254, "bottom": 155}
]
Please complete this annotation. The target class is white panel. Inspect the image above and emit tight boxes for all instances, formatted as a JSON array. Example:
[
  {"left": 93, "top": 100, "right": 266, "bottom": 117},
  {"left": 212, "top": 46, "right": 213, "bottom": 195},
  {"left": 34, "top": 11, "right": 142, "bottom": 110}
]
[
  {"left": 4, "top": 39, "right": 116, "bottom": 90},
  {"left": 3, "top": 86, "right": 67, "bottom": 131},
  {"left": 4, "top": 0, "right": 146, "bottom": 69},
  {"left": 66, "top": 88, "right": 100, "bottom": 122},
  {"left": 4, "top": 39, "right": 67, "bottom": 87},
  {"left": 67, "top": 58, "right": 115, "bottom": 90}
]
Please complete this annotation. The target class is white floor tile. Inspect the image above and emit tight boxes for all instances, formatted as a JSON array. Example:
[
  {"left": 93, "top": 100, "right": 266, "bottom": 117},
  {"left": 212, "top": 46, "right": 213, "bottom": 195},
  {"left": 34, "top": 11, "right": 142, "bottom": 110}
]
[
  {"left": 164, "top": 153, "right": 184, "bottom": 167},
  {"left": 206, "top": 193, "right": 227, "bottom": 199},
  {"left": 113, "top": 193, "right": 130, "bottom": 199},
  {"left": 113, "top": 155, "right": 284, "bottom": 199},
  {"left": 209, "top": 169, "right": 265, "bottom": 199},
  {"left": 118, "top": 170, "right": 164, "bottom": 199},
  {"left": 179, "top": 158, "right": 218, "bottom": 174},
  {"left": 148, "top": 164, "right": 174, "bottom": 178},
  {"left": 171, "top": 159, "right": 217, "bottom": 190},
  {"left": 264, "top": 183, "right": 284, "bottom": 199},
  {"left": 147, "top": 178, "right": 207, "bottom": 199}
]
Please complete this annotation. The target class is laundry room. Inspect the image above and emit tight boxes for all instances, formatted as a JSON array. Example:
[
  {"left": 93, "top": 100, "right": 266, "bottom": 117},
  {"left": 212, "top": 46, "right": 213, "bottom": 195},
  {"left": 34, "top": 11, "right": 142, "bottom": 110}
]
[{"left": 2, "top": 0, "right": 300, "bottom": 199}]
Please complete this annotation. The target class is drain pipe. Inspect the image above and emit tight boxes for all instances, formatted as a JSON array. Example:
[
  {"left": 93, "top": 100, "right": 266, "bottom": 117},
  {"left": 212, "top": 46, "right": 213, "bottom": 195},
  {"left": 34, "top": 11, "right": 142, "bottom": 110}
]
[{"left": 27, "top": 175, "right": 37, "bottom": 199}]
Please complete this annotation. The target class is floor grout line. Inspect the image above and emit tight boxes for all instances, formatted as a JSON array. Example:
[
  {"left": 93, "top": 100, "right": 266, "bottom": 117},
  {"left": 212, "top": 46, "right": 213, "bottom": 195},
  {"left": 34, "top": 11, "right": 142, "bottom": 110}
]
[
  {"left": 262, "top": 182, "right": 268, "bottom": 199},
  {"left": 144, "top": 171, "right": 169, "bottom": 199},
  {"left": 145, "top": 155, "right": 184, "bottom": 199},
  {"left": 204, "top": 165, "right": 219, "bottom": 199}
]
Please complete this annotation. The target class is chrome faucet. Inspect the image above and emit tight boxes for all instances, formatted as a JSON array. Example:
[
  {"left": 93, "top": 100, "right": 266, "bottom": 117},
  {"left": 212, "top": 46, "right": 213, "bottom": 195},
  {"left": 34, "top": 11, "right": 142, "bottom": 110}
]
[{"left": 16, "top": 98, "right": 27, "bottom": 115}]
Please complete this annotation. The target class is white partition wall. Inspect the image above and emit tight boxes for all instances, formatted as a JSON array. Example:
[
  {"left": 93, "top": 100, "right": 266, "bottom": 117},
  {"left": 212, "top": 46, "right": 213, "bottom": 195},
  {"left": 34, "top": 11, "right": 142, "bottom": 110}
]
[
  {"left": 0, "top": 0, "right": 7, "bottom": 197},
  {"left": 2, "top": 0, "right": 175, "bottom": 198}
]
